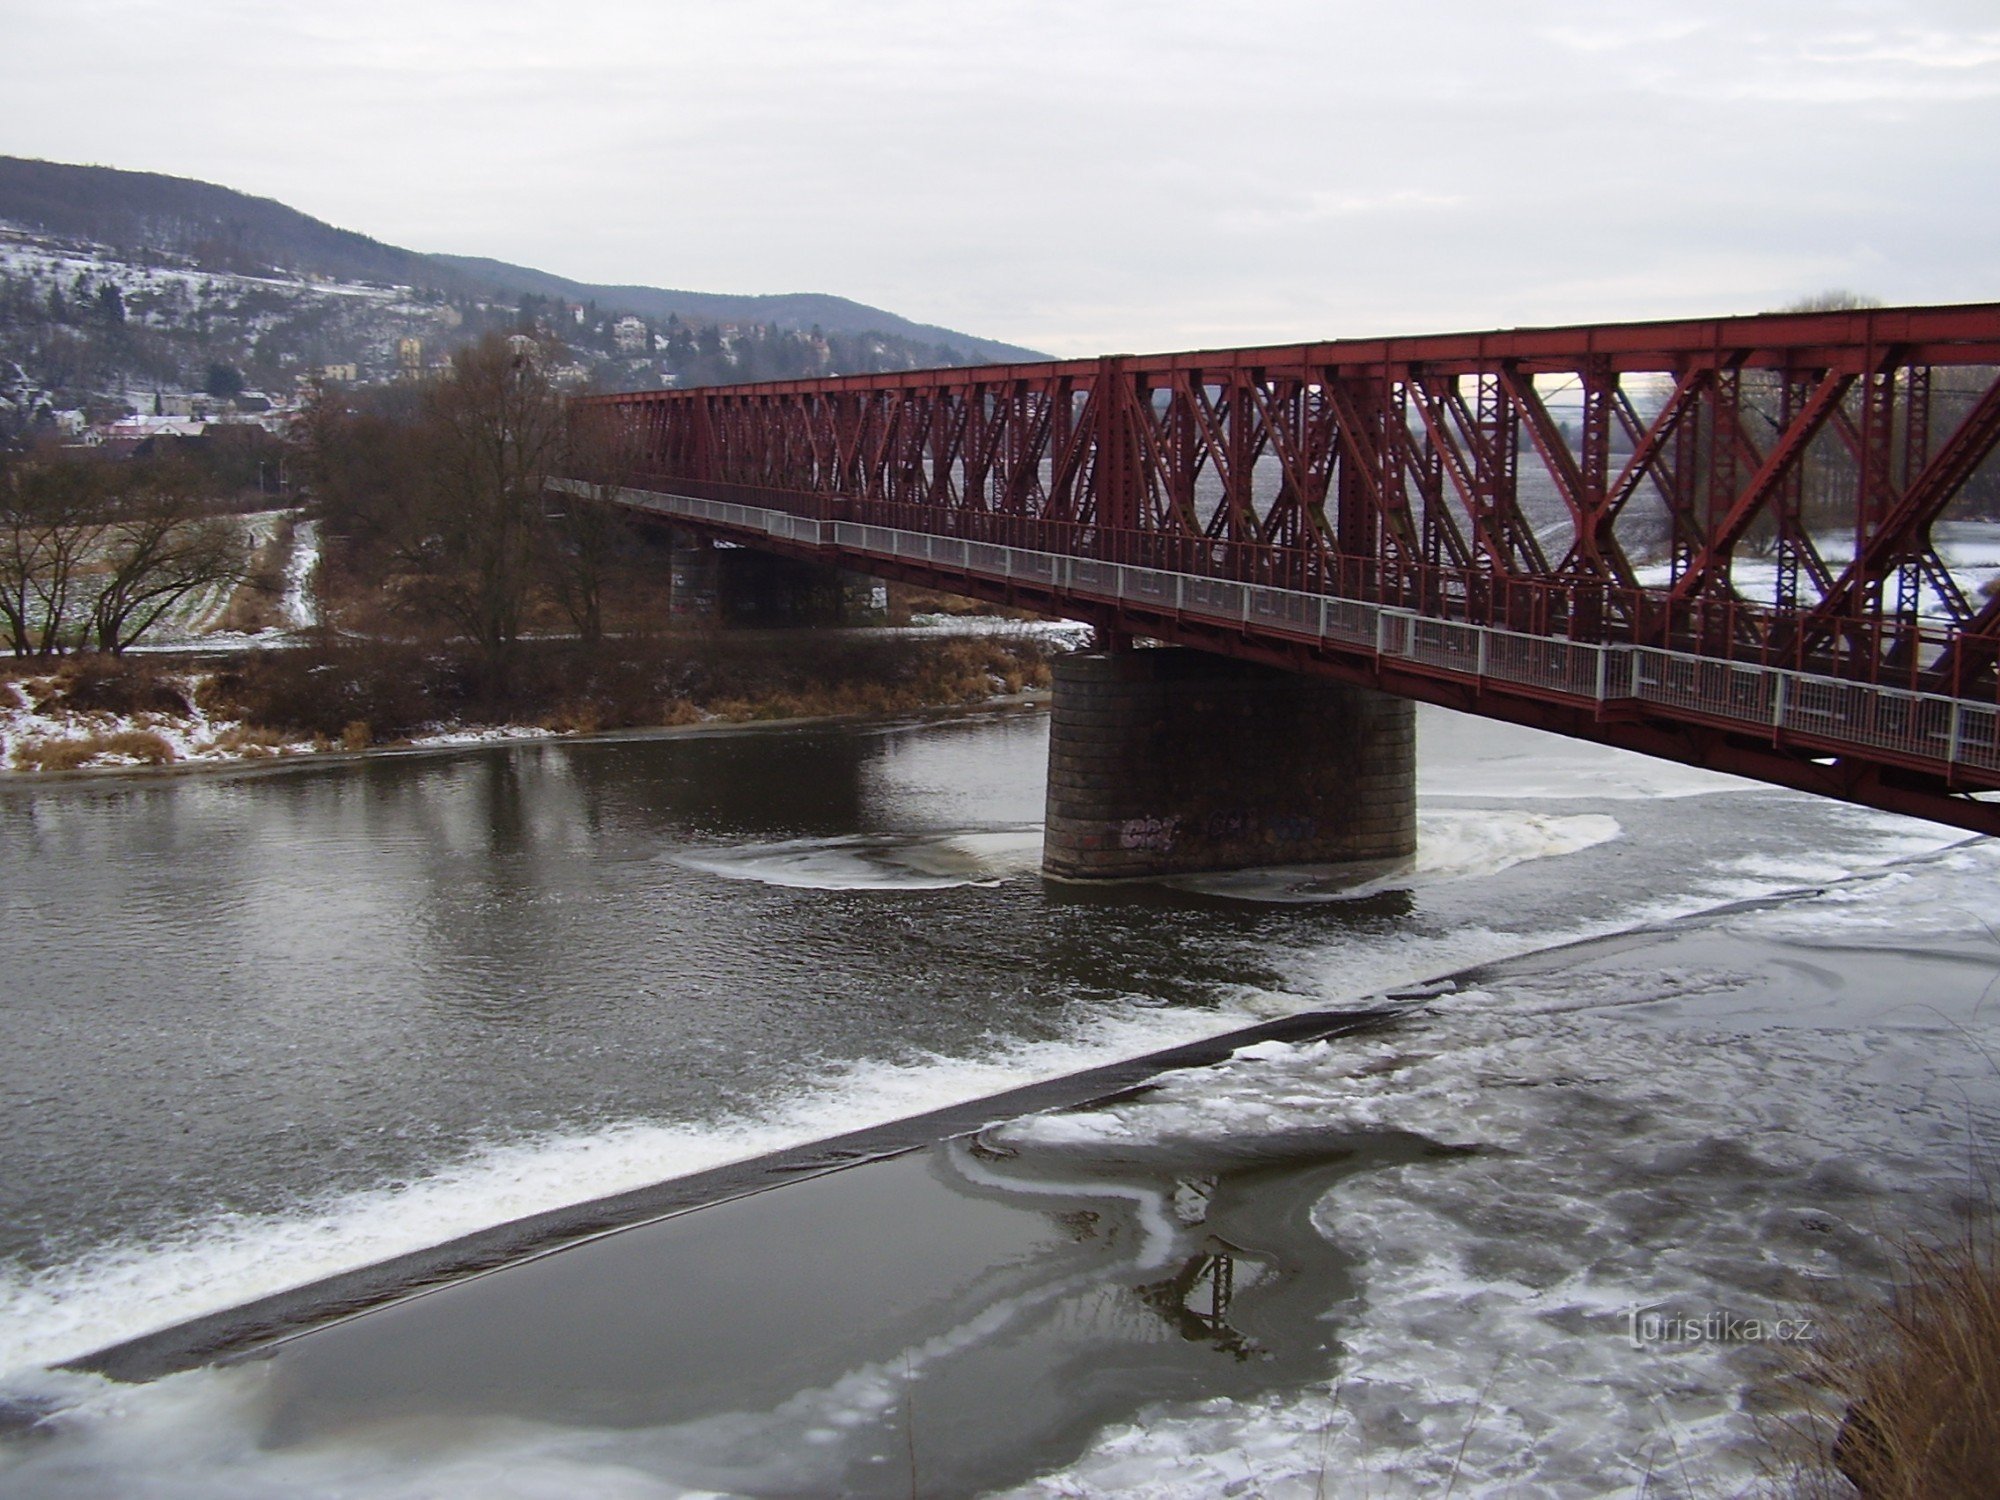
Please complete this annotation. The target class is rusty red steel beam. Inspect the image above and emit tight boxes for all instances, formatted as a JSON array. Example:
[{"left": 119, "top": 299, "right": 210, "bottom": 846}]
[{"left": 1666, "top": 369, "right": 1855, "bottom": 603}]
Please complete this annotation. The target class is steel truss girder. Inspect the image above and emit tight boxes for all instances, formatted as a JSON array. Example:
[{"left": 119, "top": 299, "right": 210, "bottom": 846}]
[{"left": 581, "top": 302, "right": 2000, "bottom": 714}]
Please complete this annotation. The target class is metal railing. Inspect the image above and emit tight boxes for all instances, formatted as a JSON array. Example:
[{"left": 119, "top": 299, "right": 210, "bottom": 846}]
[{"left": 571, "top": 480, "right": 2000, "bottom": 781}]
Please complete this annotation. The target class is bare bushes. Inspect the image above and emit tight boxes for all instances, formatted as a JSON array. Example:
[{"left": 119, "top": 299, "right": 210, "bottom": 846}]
[
  {"left": 197, "top": 640, "right": 453, "bottom": 743},
  {"left": 3, "top": 632, "right": 1054, "bottom": 769},
  {"left": 676, "top": 634, "right": 1049, "bottom": 723},
  {"left": 39, "top": 653, "right": 192, "bottom": 717},
  {"left": 200, "top": 633, "right": 1053, "bottom": 746}
]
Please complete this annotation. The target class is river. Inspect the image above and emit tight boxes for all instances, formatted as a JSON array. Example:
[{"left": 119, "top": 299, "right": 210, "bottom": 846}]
[{"left": 0, "top": 701, "right": 1995, "bottom": 1496}]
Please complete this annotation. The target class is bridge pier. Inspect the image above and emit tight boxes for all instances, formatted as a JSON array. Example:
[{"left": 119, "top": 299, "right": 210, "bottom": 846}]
[
  {"left": 1042, "top": 648, "right": 1416, "bottom": 881},
  {"left": 668, "top": 535, "right": 721, "bottom": 620},
  {"left": 669, "top": 535, "right": 879, "bottom": 625}
]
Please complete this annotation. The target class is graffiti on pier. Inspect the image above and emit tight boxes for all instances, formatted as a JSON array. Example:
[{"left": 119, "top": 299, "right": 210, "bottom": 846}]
[{"left": 1119, "top": 815, "right": 1180, "bottom": 852}]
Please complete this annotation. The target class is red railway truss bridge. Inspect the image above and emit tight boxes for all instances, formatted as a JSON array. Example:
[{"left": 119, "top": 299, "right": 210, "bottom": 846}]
[{"left": 564, "top": 303, "right": 2000, "bottom": 840}]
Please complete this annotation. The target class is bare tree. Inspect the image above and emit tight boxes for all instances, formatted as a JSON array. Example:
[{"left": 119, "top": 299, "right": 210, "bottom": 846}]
[
  {"left": 394, "top": 333, "right": 567, "bottom": 689},
  {"left": 0, "top": 452, "right": 107, "bottom": 656},
  {"left": 544, "top": 401, "right": 645, "bottom": 644},
  {"left": 0, "top": 451, "right": 249, "bottom": 656},
  {"left": 86, "top": 471, "right": 248, "bottom": 653}
]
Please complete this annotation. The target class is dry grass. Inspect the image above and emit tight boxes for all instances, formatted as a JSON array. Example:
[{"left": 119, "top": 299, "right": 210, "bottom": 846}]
[
  {"left": 540, "top": 701, "right": 604, "bottom": 735},
  {"left": 1761, "top": 1217, "right": 2000, "bottom": 1499},
  {"left": 12, "top": 729, "right": 177, "bottom": 771},
  {"left": 204, "top": 725, "right": 301, "bottom": 757}
]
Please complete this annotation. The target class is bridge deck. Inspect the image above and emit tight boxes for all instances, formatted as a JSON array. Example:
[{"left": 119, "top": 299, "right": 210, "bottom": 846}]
[{"left": 561, "top": 479, "right": 2000, "bottom": 836}]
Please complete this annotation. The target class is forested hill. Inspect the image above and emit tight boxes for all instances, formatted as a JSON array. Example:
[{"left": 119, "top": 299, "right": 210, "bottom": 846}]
[{"left": 0, "top": 156, "right": 1046, "bottom": 430}]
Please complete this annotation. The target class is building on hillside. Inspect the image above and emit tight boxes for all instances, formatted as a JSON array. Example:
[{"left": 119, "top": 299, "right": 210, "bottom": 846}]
[
  {"left": 321, "top": 362, "right": 358, "bottom": 384},
  {"left": 101, "top": 417, "right": 209, "bottom": 442},
  {"left": 613, "top": 315, "right": 648, "bottom": 354}
]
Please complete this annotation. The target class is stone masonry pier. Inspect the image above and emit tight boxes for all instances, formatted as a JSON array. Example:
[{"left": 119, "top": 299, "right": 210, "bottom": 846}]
[{"left": 1043, "top": 648, "right": 1416, "bottom": 880}]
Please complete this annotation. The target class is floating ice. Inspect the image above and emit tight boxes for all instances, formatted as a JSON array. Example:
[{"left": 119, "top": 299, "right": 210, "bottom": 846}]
[
  {"left": 1167, "top": 809, "right": 1621, "bottom": 903},
  {"left": 676, "top": 828, "right": 1045, "bottom": 890}
]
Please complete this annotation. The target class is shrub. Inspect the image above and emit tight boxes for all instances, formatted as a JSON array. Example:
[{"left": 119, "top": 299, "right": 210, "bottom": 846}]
[
  {"left": 45, "top": 656, "right": 191, "bottom": 718},
  {"left": 200, "top": 641, "right": 443, "bottom": 740},
  {"left": 1764, "top": 1218, "right": 2000, "bottom": 1498},
  {"left": 12, "top": 739, "right": 97, "bottom": 772}
]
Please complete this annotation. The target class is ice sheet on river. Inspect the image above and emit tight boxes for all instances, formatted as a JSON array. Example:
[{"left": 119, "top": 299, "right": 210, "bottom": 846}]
[{"left": 990, "top": 842, "right": 2000, "bottom": 1498}]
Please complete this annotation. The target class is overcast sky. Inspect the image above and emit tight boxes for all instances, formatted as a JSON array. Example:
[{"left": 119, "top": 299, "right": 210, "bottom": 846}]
[{"left": 4, "top": 0, "right": 1996, "bottom": 357}]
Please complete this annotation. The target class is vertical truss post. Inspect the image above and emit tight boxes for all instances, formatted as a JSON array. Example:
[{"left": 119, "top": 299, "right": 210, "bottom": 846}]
[
  {"left": 1773, "top": 373, "right": 1807, "bottom": 614},
  {"left": 1856, "top": 365, "right": 1898, "bottom": 624},
  {"left": 1094, "top": 357, "right": 1145, "bottom": 548},
  {"left": 1895, "top": 367, "right": 1932, "bottom": 624},
  {"left": 1333, "top": 374, "right": 1382, "bottom": 585},
  {"left": 1472, "top": 371, "right": 1522, "bottom": 574}
]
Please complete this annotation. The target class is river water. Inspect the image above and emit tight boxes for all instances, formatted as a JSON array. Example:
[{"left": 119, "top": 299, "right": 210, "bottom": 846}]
[{"left": 0, "top": 702, "right": 1996, "bottom": 1496}]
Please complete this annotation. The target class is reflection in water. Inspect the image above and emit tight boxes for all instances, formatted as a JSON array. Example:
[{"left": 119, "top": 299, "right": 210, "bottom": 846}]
[{"left": 1137, "top": 1246, "right": 1252, "bottom": 1360}]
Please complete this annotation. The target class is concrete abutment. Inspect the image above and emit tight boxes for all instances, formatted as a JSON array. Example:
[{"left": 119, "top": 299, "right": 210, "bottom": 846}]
[{"left": 1042, "top": 647, "right": 1416, "bottom": 880}]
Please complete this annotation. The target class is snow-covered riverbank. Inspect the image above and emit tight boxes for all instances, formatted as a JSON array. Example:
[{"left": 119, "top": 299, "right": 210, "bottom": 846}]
[{"left": 0, "top": 669, "right": 555, "bottom": 773}]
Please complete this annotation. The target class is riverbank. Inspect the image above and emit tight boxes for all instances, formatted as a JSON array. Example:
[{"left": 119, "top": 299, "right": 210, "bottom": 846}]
[{"left": 0, "top": 628, "right": 1060, "bottom": 776}]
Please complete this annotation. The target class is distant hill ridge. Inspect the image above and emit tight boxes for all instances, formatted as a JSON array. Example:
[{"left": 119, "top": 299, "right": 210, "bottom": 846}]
[{"left": 0, "top": 156, "right": 1045, "bottom": 363}]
